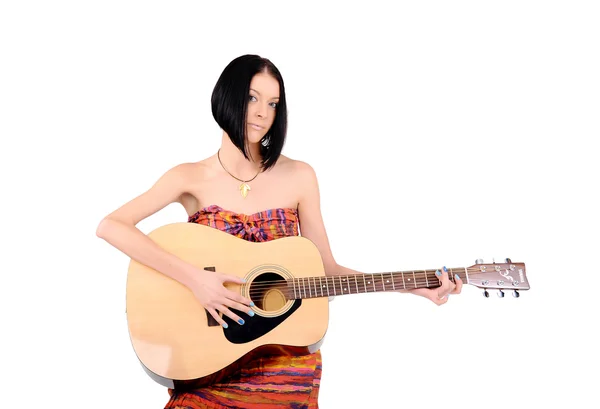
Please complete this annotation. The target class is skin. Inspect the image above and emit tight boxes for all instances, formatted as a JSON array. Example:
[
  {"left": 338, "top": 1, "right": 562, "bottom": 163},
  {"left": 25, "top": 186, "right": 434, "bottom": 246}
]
[{"left": 96, "top": 70, "right": 462, "bottom": 328}]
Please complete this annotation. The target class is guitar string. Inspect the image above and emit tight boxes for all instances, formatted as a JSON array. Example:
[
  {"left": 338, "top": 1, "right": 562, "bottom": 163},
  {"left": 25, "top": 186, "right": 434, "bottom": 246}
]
[
  {"left": 246, "top": 275, "right": 456, "bottom": 296},
  {"left": 245, "top": 276, "right": 446, "bottom": 291},
  {"left": 243, "top": 270, "right": 522, "bottom": 297},
  {"left": 237, "top": 268, "right": 491, "bottom": 289}
]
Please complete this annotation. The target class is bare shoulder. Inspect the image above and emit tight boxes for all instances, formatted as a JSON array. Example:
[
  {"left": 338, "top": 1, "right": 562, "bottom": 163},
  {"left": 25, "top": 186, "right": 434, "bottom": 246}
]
[
  {"left": 99, "top": 160, "right": 208, "bottom": 226},
  {"left": 169, "top": 159, "right": 209, "bottom": 179},
  {"left": 276, "top": 155, "right": 317, "bottom": 181}
]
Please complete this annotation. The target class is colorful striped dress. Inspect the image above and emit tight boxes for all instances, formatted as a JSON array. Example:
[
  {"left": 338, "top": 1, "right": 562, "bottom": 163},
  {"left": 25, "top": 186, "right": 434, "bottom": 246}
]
[{"left": 164, "top": 205, "right": 322, "bottom": 409}]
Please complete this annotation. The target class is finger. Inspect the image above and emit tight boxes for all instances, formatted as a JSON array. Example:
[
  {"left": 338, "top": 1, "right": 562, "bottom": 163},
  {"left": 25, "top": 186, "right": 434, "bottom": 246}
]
[
  {"left": 220, "top": 273, "right": 247, "bottom": 285},
  {"left": 435, "top": 267, "right": 452, "bottom": 299},
  {"left": 206, "top": 307, "right": 229, "bottom": 328},
  {"left": 443, "top": 266, "right": 457, "bottom": 293},
  {"left": 432, "top": 291, "right": 449, "bottom": 306},
  {"left": 224, "top": 288, "right": 254, "bottom": 307},
  {"left": 451, "top": 273, "right": 463, "bottom": 294},
  {"left": 222, "top": 297, "right": 255, "bottom": 318},
  {"left": 217, "top": 305, "right": 246, "bottom": 325}
]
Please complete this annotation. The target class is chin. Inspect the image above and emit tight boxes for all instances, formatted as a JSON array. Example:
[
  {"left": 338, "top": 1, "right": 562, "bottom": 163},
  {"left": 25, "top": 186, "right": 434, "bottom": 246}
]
[{"left": 247, "top": 130, "right": 266, "bottom": 144}]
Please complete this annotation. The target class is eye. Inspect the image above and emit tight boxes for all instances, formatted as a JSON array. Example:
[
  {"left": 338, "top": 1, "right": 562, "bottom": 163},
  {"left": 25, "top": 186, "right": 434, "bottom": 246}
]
[
  {"left": 269, "top": 102, "right": 278, "bottom": 109},
  {"left": 249, "top": 95, "right": 257, "bottom": 102}
]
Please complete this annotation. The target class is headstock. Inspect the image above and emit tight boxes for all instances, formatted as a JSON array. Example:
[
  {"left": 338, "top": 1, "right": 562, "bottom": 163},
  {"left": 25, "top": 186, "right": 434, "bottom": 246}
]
[{"left": 465, "top": 258, "right": 530, "bottom": 298}]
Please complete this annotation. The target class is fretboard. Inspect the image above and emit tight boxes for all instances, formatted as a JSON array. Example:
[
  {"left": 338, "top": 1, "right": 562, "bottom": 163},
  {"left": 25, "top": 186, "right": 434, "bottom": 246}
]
[{"left": 288, "top": 269, "right": 463, "bottom": 299}]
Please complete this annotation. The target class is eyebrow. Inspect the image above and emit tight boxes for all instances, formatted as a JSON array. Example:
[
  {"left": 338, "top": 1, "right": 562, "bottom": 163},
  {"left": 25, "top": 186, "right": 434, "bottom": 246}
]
[{"left": 250, "top": 88, "right": 280, "bottom": 100}]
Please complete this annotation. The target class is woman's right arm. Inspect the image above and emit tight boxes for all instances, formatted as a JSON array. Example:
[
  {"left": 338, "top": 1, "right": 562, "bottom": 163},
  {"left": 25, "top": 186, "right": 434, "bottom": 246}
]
[
  {"left": 96, "top": 164, "right": 199, "bottom": 287},
  {"left": 96, "top": 163, "right": 253, "bottom": 327}
]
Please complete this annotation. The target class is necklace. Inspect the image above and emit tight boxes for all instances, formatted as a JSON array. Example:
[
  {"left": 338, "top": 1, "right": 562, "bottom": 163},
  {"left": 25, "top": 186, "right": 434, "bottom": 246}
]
[{"left": 217, "top": 149, "right": 261, "bottom": 198}]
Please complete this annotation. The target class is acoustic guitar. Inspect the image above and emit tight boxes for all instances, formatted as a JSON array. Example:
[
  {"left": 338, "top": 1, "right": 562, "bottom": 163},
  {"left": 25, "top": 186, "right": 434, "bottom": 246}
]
[{"left": 126, "top": 222, "right": 530, "bottom": 387}]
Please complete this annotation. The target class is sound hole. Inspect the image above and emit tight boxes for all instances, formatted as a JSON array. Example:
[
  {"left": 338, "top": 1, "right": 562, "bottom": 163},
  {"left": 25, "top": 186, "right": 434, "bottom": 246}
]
[{"left": 250, "top": 272, "right": 288, "bottom": 312}]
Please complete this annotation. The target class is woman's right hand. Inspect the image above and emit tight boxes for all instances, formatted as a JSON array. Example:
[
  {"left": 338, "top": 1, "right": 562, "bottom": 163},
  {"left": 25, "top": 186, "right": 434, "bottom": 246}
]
[{"left": 188, "top": 268, "right": 255, "bottom": 328}]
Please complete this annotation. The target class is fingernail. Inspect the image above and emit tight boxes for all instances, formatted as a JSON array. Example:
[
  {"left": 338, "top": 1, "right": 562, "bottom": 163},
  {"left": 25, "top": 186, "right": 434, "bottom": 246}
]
[
  {"left": 435, "top": 270, "right": 441, "bottom": 277},
  {"left": 238, "top": 319, "right": 245, "bottom": 325},
  {"left": 455, "top": 274, "right": 460, "bottom": 280},
  {"left": 443, "top": 266, "right": 448, "bottom": 273},
  {"left": 222, "top": 322, "right": 228, "bottom": 329},
  {"left": 248, "top": 310, "right": 255, "bottom": 317},
  {"left": 241, "top": 279, "right": 247, "bottom": 283},
  {"left": 250, "top": 301, "right": 255, "bottom": 307}
]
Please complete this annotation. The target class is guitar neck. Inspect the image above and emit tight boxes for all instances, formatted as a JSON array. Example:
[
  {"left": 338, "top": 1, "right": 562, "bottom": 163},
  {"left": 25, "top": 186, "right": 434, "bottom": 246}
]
[{"left": 288, "top": 269, "right": 463, "bottom": 299}]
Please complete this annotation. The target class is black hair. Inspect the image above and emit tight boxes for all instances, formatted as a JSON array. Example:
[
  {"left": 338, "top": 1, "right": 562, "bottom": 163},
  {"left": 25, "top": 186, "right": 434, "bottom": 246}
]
[{"left": 211, "top": 54, "right": 287, "bottom": 171}]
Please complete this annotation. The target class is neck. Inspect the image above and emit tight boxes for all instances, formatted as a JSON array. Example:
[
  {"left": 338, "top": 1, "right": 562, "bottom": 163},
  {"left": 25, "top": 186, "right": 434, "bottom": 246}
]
[
  {"left": 283, "top": 268, "right": 464, "bottom": 299},
  {"left": 219, "top": 132, "right": 262, "bottom": 177}
]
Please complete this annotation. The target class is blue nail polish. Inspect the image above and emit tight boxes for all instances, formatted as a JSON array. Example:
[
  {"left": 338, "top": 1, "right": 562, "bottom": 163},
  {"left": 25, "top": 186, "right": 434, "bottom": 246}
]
[
  {"left": 238, "top": 319, "right": 245, "bottom": 325},
  {"left": 222, "top": 322, "right": 228, "bottom": 329},
  {"left": 435, "top": 270, "right": 441, "bottom": 277},
  {"left": 455, "top": 274, "right": 460, "bottom": 280},
  {"left": 443, "top": 266, "right": 448, "bottom": 273},
  {"left": 248, "top": 310, "right": 255, "bottom": 317},
  {"left": 250, "top": 301, "right": 255, "bottom": 307}
]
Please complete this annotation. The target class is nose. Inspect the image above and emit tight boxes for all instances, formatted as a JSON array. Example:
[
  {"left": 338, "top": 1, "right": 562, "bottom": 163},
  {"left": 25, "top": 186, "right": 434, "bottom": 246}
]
[{"left": 255, "top": 102, "right": 267, "bottom": 119}]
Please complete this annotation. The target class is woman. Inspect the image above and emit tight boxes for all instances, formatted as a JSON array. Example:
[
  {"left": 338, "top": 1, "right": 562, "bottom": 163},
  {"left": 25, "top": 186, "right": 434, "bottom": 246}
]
[{"left": 96, "top": 54, "right": 462, "bottom": 408}]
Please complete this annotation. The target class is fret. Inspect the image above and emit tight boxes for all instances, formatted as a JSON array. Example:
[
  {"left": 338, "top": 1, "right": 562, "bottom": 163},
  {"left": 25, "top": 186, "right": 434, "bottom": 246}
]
[
  {"left": 401, "top": 272, "right": 406, "bottom": 289},
  {"left": 363, "top": 274, "right": 368, "bottom": 293},
  {"left": 331, "top": 276, "right": 336, "bottom": 296},
  {"left": 303, "top": 278, "right": 307, "bottom": 298},
  {"left": 318, "top": 277, "right": 323, "bottom": 297},
  {"left": 371, "top": 275, "right": 376, "bottom": 292},
  {"left": 325, "top": 276, "right": 330, "bottom": 296},
  {"left": 424, "top": 270, "right": 429, "bottom": 287},
  {"left": 390, "top": 272, "right": 396, "bottom": 290},
  {"left": 381, "top": 273, "right": 386, "bottom": 291},
  {"left": 309, "top": 277, "right": 313, "bottom": 298},
  {"left": 412, "top": 271, "right": 417, "bottom": 288},
  {"left": 293, "top": 278, "right": 298, "bottom": 299},
  {"left": 313, "top": 277, "right": 318, "bottom": 297},
  {"left": 355, "top": 275, "right": 359, "bottom": 293}
]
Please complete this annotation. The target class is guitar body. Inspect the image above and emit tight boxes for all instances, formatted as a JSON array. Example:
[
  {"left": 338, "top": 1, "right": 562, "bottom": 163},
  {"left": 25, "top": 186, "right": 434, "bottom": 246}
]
[{"left": 126, "top": 222, "right": 328, "bottom": 388}]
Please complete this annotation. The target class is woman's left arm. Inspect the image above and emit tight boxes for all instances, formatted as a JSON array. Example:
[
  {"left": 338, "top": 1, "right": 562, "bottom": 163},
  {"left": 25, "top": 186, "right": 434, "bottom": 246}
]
[{"left": 295, "top": 161, "right": 462, "bottom": 305}]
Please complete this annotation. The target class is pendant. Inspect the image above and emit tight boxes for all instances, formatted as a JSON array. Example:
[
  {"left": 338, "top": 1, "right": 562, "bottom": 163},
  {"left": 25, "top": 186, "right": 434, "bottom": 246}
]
[{"left": 240, "top": 182, "right": 251, "bottom": 198}]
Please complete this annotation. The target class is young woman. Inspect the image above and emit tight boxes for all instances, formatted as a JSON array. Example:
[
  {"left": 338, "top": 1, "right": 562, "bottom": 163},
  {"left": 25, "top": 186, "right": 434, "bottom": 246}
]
[{"left": 96, "top": 54, "right": 462, "bottom": 409}]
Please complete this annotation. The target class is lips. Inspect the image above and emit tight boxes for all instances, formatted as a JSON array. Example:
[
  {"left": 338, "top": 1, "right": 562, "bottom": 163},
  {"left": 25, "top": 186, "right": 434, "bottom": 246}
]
[{"left": 249, "top": 123, "right": 264, "bottom": 130}]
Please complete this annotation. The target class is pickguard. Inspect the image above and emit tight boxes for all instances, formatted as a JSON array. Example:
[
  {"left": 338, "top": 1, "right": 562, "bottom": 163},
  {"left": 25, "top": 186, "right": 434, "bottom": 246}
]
[{"left": 222, "top": 299, "right": 302, "bottom": 344}]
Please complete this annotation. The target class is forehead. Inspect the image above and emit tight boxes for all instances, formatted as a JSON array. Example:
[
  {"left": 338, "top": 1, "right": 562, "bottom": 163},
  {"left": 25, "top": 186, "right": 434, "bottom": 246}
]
[{"left": 249, "top": 73, "right": 279, "bottom": 98}]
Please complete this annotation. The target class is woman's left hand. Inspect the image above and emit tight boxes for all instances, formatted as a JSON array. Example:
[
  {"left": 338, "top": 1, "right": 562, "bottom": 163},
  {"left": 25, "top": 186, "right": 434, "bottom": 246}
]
[{"left": 408, "top": 266, "right": 463, "bottom": 305}]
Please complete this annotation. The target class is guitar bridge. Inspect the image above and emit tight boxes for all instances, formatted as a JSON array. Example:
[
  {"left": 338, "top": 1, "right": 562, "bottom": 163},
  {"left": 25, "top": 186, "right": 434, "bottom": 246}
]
[{"left": 203, "top": 266, "right": 220, "bottom": 327}]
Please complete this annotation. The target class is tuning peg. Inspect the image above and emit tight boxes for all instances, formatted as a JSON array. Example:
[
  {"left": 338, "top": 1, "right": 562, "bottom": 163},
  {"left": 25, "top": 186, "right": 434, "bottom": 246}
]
[
  {"left": 512, "top": 290, "right": 520, "bottom": 298},
  {"left": 476, "top": 259, "right": 484, "bottom": 264},
  {"left": 505, "top": 258, "right": 512, "bottom": 263},
  {"left": 482, "top": 289, "right": 489, "bottom": 298},
  {"left": 497, "top": 289, "right": 505, "bottom": 298}
]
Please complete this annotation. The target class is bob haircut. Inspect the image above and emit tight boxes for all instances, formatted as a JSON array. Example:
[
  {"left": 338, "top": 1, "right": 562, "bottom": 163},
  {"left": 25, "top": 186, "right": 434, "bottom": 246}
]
[{"left": 211, "top": 54, "right": 287, "bottom": 171}]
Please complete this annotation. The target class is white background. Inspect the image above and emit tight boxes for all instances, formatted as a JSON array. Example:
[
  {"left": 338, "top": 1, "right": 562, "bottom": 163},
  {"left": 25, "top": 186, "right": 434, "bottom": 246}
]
[{"left": 1, "top": 1, "right": 599, "bottom": 408}]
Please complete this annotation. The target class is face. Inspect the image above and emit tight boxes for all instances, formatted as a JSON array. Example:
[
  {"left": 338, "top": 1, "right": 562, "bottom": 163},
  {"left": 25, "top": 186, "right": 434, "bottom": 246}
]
[{"left": 245, "top": 72, "right": 280, "bottom": 144}]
